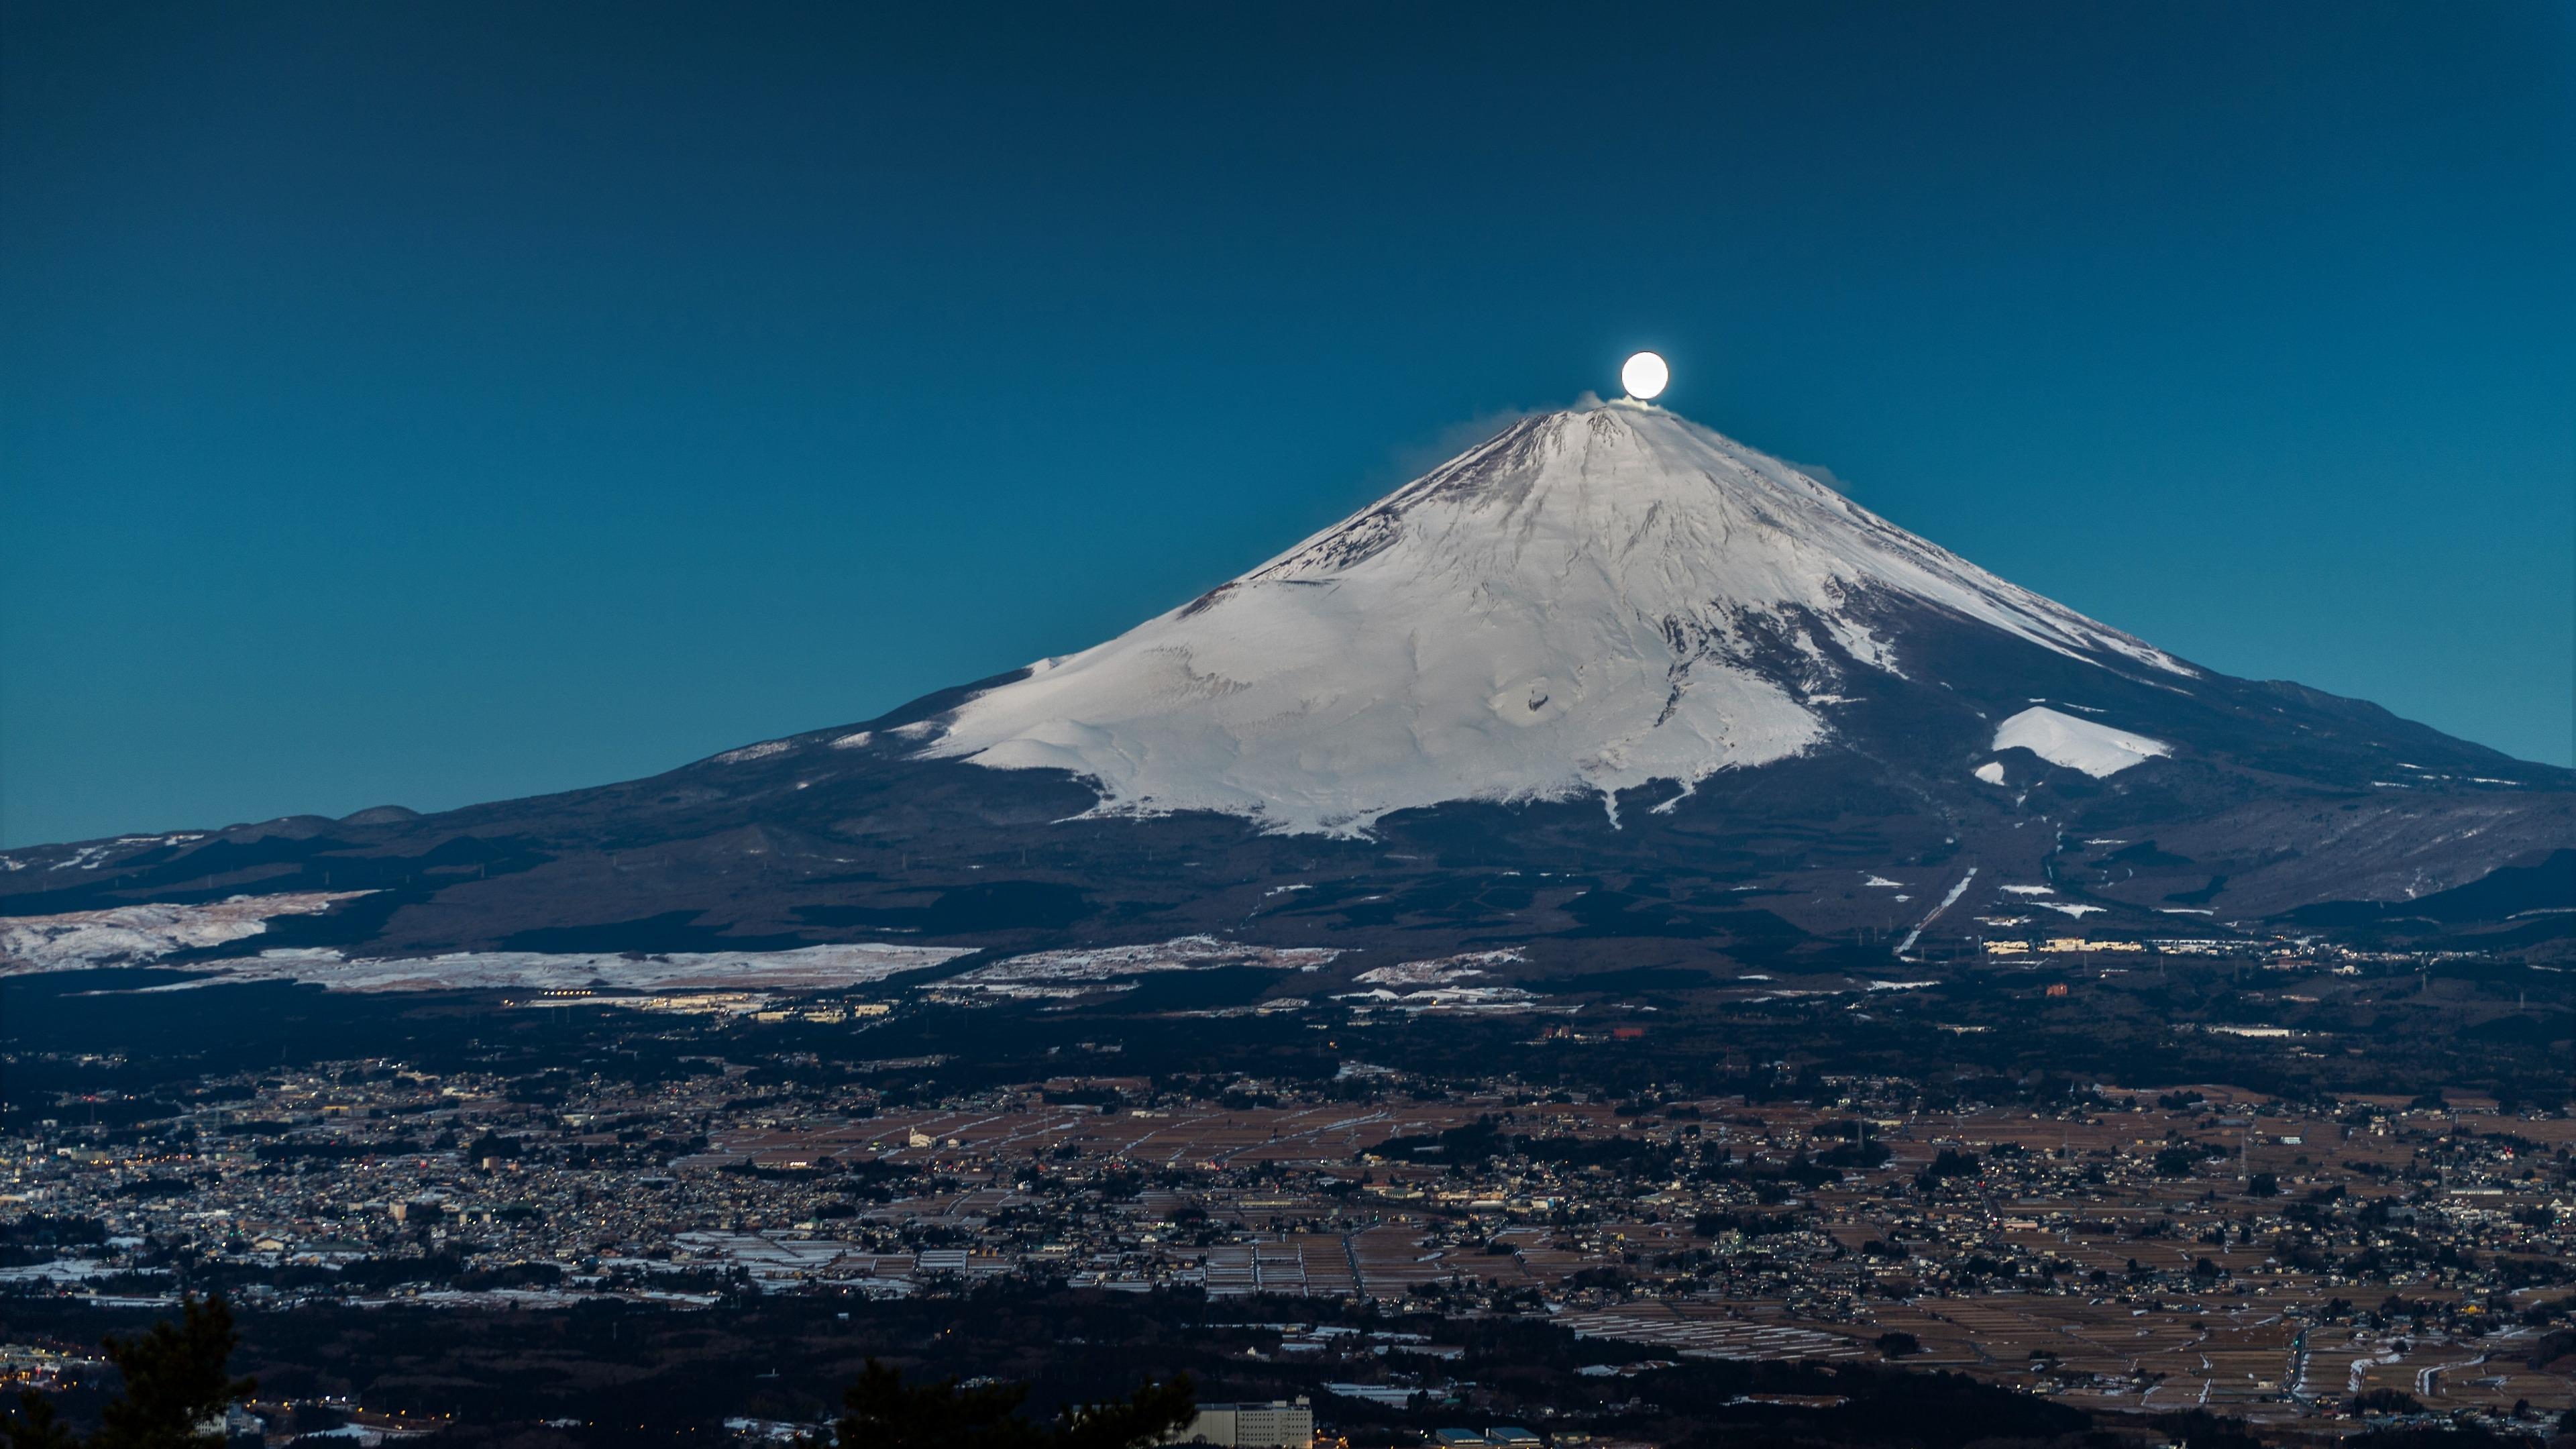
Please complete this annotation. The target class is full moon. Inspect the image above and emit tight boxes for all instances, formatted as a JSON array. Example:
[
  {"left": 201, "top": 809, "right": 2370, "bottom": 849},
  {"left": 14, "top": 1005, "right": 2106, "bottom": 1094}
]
[{"left": 1621, "top": 350, "right": 1669, "bottom": 400}]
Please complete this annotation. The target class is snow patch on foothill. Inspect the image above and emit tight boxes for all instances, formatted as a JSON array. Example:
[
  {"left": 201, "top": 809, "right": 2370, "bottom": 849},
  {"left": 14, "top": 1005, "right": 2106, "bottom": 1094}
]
[
  {"left": 1336, "top": 983, "right": 1544, "bottom": 1014},
  {"left": 1, "top": 893, "right": 372, "bottom": 973},
  {"left": 1354, "top": 950, "right": 1525, "bottom": 987},
  {"left": 1338, "top": 950, "right": 1546, "bottom": 1012},
  {"left": 943, "top": 936, "right": 1340, "bottom": 994},
  {"left": 714, "top": 740, "right": 793, "bottom": 765},
  {"left": 1991, "top": 706, "right": 2169, "bottom": 777},
  {"left": 103, "top": 942, "right": 971, "bottom": 994}
]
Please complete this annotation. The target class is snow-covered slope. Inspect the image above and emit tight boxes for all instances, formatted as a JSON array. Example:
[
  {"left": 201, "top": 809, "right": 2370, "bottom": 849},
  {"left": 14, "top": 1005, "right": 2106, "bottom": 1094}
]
[
  {"left": 1991, "top": 706, "right": 2170, "bottom": 777},
  {"left": 926, "top": 402, "right": 2191, "bottom": 835}
]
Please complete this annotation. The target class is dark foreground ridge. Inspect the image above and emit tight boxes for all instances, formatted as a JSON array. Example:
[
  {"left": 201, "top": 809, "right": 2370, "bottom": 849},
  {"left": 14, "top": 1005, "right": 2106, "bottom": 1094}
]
[{"left": 7, "top": 1285, "right": 2575, "bottom": 1448}]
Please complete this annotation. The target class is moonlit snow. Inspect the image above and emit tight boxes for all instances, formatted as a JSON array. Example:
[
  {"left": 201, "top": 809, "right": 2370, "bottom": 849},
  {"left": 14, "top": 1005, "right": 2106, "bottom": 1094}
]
[
  {"left": 1991, "top": 706, "right": 2170, "bottom": 777},
  {"left": 929, "top": 404, "right": 2190, "bottom": 835}
]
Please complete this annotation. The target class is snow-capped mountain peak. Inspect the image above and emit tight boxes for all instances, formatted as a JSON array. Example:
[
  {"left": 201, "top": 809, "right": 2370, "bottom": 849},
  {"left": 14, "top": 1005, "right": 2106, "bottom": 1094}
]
[{"left": 925, "top": 403, "right": 2189, "bottom": 835}]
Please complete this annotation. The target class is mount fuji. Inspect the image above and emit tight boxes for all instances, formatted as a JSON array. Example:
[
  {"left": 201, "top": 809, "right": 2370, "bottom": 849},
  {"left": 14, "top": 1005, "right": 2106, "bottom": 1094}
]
[
  {"left": 6, "top": 402, "right": 2570, "bottom": 979},
  {"left": 928, "top": 402, "right": 2190, "bottom": 835}
]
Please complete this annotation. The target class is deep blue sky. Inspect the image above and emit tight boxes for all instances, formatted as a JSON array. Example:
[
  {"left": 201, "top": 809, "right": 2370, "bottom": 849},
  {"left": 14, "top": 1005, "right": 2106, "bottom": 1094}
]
[{"left": 4, "top": 3, "right": 2571, "bottom": 847}]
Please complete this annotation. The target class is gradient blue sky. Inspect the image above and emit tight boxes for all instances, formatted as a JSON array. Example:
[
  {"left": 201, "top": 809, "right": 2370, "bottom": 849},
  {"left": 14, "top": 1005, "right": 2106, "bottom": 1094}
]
[{"left": 5, "top": 3, "right": 2571, "bottom": 847}]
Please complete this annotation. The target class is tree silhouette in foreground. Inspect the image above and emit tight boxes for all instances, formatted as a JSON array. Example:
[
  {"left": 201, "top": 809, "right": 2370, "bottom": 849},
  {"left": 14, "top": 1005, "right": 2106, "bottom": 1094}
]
[
  {"left": 2, "top": 1296, "right": 256, "bottom": 1449},
  {"left": 830, "top": 1358, "right": 1195, "bottom": 1449}
]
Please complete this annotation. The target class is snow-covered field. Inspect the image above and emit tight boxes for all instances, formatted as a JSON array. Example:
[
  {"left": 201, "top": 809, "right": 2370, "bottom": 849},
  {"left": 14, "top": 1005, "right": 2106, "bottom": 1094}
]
[
  {"left": 926, "top": 403, "right": 2190, "bottom": 835},
  {"left": 941, "top": 935, "right": 1340, "bottom": 996},
  {"left": 1338, "top": 950, "right": 1545, "bottom": 1010},
  {"left": 127, "top": 943, "right": 971, "bottom": 994},
  {"left": 943, "top": 928, "right": 1350, "bottom": 1000},
  {"left": 1351, "top": 949, "right": 1524, "bottom": 987},
  {"left": 0, "top": 894, "right": 969, "bottom": 993},
  {"left": 0, "top": 892, "right": 370, "bottom": 971},
  {"left": 1335, "top": 983, "right": 1545, "bottom": 1014},
  {"left": 168, "top": 938, "right": 968, "bottom": 989}
]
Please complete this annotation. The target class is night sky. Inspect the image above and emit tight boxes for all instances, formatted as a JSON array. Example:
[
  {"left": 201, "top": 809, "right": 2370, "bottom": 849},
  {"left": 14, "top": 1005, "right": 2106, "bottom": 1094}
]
[{"left": 5, "top": 3, "right": 2570, "bottom": 846}]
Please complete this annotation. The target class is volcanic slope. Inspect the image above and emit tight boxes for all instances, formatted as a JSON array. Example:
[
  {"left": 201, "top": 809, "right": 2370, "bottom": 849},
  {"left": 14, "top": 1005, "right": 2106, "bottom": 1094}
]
[{"left": 5, "top": 403, "right": 2568, "bottom": 973}]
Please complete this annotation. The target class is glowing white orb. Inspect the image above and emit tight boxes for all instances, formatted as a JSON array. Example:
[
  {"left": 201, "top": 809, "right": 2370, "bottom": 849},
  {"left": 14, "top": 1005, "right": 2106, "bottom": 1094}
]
[{"left": 1621, "top": 350, "right": 1668, "bottom": 400}]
